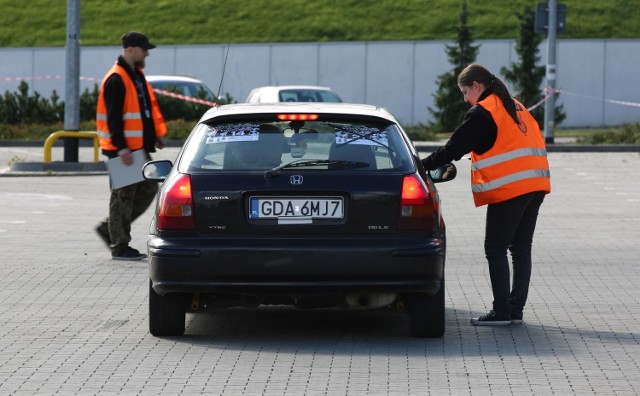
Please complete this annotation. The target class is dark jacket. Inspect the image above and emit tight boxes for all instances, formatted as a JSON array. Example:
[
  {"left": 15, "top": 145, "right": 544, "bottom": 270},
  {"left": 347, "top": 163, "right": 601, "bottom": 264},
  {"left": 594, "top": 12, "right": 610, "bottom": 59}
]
[{"left": 421, "top": 88, "right": 498, "bottom": 170}]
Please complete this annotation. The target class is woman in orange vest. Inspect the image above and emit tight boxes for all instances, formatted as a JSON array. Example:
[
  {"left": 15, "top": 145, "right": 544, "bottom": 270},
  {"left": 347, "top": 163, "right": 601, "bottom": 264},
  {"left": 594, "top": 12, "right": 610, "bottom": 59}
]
[
  {"left": 95, "top": 32, "right": 167, "bottom": 261},
  {"left": 422, "top": 64, "right": 551, "bottom": 326}
]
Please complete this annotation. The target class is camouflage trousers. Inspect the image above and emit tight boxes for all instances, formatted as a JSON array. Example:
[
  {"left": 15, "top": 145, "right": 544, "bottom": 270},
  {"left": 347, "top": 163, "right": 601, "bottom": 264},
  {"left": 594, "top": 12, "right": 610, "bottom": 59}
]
[{"left": 105, "top": 179, "right": 158, "bottom": 251}]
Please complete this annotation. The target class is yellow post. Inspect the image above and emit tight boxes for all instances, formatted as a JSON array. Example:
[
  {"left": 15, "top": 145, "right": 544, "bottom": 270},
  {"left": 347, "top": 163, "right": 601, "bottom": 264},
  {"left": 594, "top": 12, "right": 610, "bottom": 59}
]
[{"left": 43, "top": 131, "right": 100, "bottom": 163}]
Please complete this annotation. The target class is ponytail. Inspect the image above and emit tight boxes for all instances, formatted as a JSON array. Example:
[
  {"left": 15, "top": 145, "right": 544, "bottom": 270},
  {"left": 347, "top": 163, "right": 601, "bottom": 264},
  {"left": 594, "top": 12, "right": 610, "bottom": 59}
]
[{"left": 458, "top": 64, "right": 519, "bottom": 124}]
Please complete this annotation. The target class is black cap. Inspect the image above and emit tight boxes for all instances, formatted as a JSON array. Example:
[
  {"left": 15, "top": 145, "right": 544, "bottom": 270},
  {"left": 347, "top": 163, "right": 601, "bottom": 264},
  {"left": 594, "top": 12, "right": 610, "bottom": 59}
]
[{"left": 121, "top": 32, "right": 156, "bottom": 50}]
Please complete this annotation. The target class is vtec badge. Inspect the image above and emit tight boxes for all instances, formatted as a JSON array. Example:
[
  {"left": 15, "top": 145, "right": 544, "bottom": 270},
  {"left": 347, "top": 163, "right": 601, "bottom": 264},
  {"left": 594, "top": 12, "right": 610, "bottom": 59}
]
[{"left": 290, "top": 175, "right": 304, "bottom": 185}]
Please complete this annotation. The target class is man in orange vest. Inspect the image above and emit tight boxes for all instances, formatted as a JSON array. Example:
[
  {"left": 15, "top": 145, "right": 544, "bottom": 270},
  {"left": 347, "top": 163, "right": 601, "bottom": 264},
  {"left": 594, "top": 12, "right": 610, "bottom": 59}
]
[
  {"left": 422, "top": 64, "right": 550, "bottom": 326},
  {"left": 95, "top": 32, "right": 167, "bottom": 261}
]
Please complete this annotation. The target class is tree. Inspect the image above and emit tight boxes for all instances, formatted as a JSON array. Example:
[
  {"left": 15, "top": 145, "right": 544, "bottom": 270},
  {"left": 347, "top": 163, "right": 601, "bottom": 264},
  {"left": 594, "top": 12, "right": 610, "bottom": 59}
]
[
  {"left": 0, "top": 81, "right": 63, "bottom": 124},
  {"left": 79, "top": 84, "right": 100, "bottom": 122},
  {"left": 500, "top": 6, "right": 565, "bottom": 127},
  {"left": 428, "top": 0, "right": 480, "bottom": 133}
]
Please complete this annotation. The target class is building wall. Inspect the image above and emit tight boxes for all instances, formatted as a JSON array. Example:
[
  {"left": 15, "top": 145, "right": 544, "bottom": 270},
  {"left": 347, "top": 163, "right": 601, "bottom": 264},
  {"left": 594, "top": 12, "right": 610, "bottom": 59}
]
[{"left": 1, "top": 39, "right": 639, "bottom": 128}]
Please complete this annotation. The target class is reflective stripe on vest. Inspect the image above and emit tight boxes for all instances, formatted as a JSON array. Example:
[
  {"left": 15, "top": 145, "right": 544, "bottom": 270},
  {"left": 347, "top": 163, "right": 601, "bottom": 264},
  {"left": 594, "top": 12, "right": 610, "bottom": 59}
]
[
  {"left": 123, "top": 112, "right": 142, "bottom": 120},
  {"left": 97, "top": 129, "right": 143, "bottom": 138},
  {"left": 472, "top": 169, "right": 551, "bottom": 193},
  {"left": 471, "top": 147, "right": 548, "bottom": 171}
]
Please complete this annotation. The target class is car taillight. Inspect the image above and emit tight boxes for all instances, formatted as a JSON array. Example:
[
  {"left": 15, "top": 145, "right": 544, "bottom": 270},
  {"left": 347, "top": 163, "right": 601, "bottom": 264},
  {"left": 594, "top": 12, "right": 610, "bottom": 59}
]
[
  {"left": 399, "top": 174, "right": 436, "bottom": 231},
  {"left": 157, "top": 174, "right": 194, "bottom": 230},
  {"left": 276, "top": 114, "right": 319, "bottom": 121}
]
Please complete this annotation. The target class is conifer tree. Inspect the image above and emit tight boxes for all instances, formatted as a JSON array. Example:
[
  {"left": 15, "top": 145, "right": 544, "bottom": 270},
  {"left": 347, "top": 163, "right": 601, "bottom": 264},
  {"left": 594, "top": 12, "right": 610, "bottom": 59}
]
[
  {"left": 428, "top": 1, "right": 479, "bottom": 132},
  {"left": 500, "top": 6, "right": 565, "bottom": 127}
]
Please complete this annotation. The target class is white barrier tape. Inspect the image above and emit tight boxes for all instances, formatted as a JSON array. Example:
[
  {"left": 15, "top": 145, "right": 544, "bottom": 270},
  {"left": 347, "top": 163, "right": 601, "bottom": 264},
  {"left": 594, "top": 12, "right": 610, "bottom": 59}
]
[
  {"left": 526, "top": 94, "right": 550, "bottom": 111},
  {"left": 526, "top": 86, "right": 640, "bottom": 111},
  {"left": 0, "top": 75, "right": 217, "bottom": 106},
  {"left": 553, "top": 88, "right": 640, "bottom": 108}
]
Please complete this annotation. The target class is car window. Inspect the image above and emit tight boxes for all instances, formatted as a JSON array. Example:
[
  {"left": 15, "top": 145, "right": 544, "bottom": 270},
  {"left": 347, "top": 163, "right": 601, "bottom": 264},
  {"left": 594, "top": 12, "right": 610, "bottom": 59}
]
[
  {"left": 279, "top": 91, "right": 299, "bottom": 102},
  {"left": 179, "top": 118, "right": 413, "bottom": 173},
  {"left": 278, "top": 90, "right": 342, "bottom": 103},
  {"left": 150, "top": 81, "right": 216, "bottom": 101},
  {"left": 317, "top": 91, "right": 342, "bottom": 102}
]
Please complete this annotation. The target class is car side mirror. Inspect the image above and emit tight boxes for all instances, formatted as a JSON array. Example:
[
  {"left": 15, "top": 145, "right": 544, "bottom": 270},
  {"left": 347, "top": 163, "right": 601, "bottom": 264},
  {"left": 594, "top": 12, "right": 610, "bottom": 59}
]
[
  {"left": 143, "top": 160, "right": 173, "bottom": 181},
  {"left": 429, "top": 163, "right": 457, "bottom": 183}
]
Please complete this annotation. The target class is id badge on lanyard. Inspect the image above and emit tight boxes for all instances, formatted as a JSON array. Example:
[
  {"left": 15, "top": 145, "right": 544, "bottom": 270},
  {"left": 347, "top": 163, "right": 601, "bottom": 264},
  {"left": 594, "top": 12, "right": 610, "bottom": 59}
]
[{"left": 134, "top": 76, "right": 151, "bottom": 119}]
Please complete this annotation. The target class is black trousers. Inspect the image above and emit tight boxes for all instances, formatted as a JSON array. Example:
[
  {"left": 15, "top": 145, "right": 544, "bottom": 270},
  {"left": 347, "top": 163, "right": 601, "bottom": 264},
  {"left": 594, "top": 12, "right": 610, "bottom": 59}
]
[{"left": 484, "top": 191, "right": 546, "bottom": 318}]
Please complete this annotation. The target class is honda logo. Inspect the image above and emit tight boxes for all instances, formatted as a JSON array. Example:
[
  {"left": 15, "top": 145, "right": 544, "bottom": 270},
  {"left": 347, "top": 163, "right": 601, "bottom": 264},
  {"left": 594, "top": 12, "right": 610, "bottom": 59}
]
[{"left": 290, "top": 175, "right": 304, "bottom": 185}]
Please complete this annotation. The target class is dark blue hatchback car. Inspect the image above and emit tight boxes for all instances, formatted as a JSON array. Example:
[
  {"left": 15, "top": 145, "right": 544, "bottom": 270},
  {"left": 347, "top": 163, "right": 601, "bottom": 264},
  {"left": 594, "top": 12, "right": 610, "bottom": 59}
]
[{"left": 143, "top": 102, "right": 456, "bottom": 338}]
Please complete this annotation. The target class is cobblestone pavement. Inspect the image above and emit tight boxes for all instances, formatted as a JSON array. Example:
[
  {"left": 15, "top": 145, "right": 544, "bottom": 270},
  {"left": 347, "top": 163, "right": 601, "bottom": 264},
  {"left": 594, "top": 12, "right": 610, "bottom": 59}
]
[{"left": 0, "top": 148, "right": 639, "bottom": 395}]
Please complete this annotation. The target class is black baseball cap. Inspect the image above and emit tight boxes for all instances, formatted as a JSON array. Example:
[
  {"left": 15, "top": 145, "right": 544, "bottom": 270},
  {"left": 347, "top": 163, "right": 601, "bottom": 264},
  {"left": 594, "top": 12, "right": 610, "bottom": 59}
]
[{"left": 121, "top": 32, "right": 156, "bottom": 50}]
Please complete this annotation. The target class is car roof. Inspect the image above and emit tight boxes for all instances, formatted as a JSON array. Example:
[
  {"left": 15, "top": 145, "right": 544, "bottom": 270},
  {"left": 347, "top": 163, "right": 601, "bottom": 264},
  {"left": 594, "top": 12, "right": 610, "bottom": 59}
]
[
  {"left": 200, "top": 102, "right": 399, "bottom": 123},
  {"left": 146, "top": 74, "right": 205, "bottom": 83},
  {"left": 249, "top": 85, "right": 333, "bottom": 92}
]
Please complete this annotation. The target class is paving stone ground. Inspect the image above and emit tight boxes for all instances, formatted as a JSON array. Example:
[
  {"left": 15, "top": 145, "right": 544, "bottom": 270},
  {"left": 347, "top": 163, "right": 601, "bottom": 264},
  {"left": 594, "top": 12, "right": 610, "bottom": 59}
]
[{"left": 0, "top": 147, "right": 639, "bottom": 395}]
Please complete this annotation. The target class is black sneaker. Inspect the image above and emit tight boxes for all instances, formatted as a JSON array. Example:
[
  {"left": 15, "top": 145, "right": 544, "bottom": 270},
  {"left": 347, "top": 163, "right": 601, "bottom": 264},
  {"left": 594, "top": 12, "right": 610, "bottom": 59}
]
[
  {"left": 112, "top": 246, "right": 147, "bottom": 261},
  {"left": 95, "top": 223, "right": 111, "bottom": 247},
  {"left": 470, "top": 310, "right": 511, "bottom": 326}
]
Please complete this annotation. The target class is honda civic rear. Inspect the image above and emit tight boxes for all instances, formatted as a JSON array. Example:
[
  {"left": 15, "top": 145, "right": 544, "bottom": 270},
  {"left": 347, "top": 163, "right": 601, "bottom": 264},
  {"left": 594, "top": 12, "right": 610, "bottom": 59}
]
[{"left": 143, "top": 102, "right": 456, "bottom": 338}]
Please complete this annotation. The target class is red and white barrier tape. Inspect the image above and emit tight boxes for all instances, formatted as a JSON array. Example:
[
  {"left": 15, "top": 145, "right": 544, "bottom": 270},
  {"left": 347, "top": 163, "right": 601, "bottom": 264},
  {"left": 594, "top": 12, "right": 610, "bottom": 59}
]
[
  {"left": 526, "top": 94, "right": 551, "bottom": 111},
  {"left": 0, "top": 75, "right": 66, "bottom": 82},
  {"left": 151, "top": 88, "right": 218, "bottom": 107},
  {"left": 2, "top": 75, "right": 639, "bottom": 110}
]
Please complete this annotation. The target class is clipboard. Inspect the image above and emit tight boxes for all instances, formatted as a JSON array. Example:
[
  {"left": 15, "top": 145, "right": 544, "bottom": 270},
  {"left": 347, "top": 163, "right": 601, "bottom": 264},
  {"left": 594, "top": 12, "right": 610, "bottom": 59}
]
[{"left": 106, "top": 150, "right": 147, "bottom": 189}]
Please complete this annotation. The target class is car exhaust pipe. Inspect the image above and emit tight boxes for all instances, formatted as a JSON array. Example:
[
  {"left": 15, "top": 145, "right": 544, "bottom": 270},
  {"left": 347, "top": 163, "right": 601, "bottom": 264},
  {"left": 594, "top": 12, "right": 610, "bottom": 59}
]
[{"left": 345, "top": 292, "right": 396, "bottom": 309}]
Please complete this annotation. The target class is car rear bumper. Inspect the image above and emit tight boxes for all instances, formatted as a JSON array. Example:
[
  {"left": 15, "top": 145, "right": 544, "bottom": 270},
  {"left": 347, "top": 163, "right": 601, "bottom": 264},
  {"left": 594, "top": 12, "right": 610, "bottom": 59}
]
[{"left": 149, "top": 236, "right": 445, "bottom": 296}]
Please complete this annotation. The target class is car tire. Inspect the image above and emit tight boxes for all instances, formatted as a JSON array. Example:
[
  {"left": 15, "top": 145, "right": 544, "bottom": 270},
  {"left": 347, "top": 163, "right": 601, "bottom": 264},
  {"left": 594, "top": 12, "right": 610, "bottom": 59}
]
[
  {"left": 407, "top": 281, "right": 445, "bottom": 338},
  {"left": 149, "top": 280, "right": 186, "bottom": 336}
]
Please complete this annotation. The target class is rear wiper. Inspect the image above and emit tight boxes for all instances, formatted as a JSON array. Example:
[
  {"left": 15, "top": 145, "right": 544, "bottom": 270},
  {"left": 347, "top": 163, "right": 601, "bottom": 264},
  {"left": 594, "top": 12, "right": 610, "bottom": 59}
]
[{"left": 265, "top": 159, "right": 369, "bottom": 179}]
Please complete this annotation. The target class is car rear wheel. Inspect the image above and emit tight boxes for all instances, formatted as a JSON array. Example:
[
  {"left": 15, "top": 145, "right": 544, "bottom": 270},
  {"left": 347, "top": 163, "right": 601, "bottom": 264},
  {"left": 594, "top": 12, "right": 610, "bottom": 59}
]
[
  {"left": 407, "top": 281, "right": 445, "bottom": 338},
  {"left": 149, "top": 280, "right": 185, "bottom": 336}
]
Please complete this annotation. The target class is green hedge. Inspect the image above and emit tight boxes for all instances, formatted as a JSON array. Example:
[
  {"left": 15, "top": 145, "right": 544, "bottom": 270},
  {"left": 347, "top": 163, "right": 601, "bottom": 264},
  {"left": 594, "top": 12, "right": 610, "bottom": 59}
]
[
  {"left": 578, "top": 124, "right": 640, "bottom": 144},
  {"left": 0, "top": 119, "right": 200, "bottom": 141}
]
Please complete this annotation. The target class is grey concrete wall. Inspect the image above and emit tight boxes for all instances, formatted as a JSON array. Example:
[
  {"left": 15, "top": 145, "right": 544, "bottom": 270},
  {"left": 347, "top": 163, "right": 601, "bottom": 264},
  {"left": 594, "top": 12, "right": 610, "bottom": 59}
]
[{"left": 1, "top": 39, "right": 639, "bottom": 128}]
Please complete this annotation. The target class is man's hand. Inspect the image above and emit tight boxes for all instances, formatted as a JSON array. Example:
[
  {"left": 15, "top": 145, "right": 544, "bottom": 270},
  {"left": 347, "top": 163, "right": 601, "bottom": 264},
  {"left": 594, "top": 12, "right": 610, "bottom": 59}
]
[
  {"left": 156, "top": 137, "right": 167, "bottom": 150},
  {"left": 118, "top": 148, "right": 134, "bottom": 166}
]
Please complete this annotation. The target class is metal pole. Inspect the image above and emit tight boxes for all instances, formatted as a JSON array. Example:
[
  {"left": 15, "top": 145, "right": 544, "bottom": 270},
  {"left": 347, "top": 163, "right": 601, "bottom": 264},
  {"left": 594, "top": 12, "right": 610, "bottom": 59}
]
[
  {"left": 63, "top": 0, "right": 80, "bottom": 162},
  {"left": 543, "top": 0, "right": 557, "bottom": 144}
]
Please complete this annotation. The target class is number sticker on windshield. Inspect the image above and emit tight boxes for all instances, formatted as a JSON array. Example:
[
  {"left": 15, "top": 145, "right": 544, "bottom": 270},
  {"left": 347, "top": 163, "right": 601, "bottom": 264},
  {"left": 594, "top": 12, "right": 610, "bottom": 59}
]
[
  {"left": 334, "top": 126, "right": 388, "bottom": 146},
  {"left": 205, "top": 123, "right": 260, "bottom": 144}
]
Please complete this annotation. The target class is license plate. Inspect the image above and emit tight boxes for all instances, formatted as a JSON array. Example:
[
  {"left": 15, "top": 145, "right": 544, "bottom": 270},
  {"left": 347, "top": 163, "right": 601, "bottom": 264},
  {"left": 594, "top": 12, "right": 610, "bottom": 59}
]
[{"left": 250, "top": 197, "right": 344, "bottom": 220}]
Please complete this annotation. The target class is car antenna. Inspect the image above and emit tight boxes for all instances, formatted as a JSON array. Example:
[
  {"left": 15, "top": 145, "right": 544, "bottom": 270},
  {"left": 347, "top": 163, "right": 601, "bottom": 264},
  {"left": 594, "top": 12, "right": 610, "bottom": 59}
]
[{"left": 216, "top": 43, "right": 231, "bottom": 105}]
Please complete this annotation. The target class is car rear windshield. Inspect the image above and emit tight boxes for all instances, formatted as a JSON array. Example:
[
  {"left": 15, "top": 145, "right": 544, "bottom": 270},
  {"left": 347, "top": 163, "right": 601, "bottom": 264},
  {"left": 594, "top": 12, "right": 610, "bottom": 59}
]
[
  {"left": 179, "top": 116, "right": 414, "bottom": 173},
  {"left": 278, "top": 89, "right": 342, "bottom": 103}
]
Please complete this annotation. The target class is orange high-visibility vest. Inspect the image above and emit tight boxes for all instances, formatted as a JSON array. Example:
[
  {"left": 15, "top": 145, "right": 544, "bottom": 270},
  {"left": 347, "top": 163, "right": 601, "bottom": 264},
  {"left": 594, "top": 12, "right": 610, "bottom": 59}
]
[
  {"left": 96, "top": 63, "right": 166, "bottom": 151},
  {"left": 470, "top": 94, "right": 551, "bottom": 207}
]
